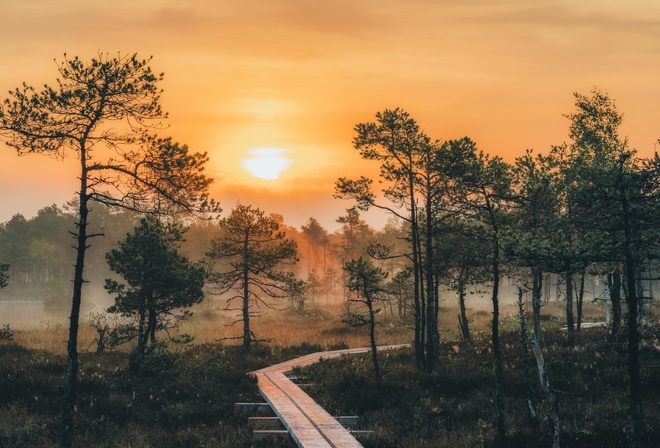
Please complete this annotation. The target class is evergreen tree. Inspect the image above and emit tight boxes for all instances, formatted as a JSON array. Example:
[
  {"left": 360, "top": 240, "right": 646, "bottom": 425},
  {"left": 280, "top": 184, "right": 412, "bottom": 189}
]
[
  {"left": 0, "top": 53, "right": 217, "bottom": 447},
  {"left": 445, "top": 137, "right": 513, "bottom": 447},
  {"left": 206, "top": 205, "right": 298, "bottom": 349},
  {"left": 343, "top": 257, "right": 387, "bottom": 382},
  {"left": 105, "top": 217, "right": 206, "bottom": 372},
  {"left": 336, "top": 108, "right": 446, "bottom": 371}
]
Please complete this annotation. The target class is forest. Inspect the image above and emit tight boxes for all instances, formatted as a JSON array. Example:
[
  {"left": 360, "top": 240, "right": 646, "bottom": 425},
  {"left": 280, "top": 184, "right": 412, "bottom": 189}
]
[{"left": 1, "top": 54, "right": 660, "bottom": 448}]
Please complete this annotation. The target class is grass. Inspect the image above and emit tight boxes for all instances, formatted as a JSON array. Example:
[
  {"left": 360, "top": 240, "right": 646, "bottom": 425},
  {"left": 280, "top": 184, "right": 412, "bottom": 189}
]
[
  {"left": 1, "top": 296, "right": 658, "bottom": 447},
  {"left": 297, "top": 327, "right": 660, "bottom": 447}
]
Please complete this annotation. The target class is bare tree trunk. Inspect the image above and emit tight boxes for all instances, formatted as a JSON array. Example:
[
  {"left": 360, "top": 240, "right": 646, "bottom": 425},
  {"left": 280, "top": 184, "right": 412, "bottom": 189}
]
[
  {"left": 415, "top": 222, "right": 426, "bottom": 371},
  {"left": 531, "top": 266, "right": 543, "bottom": 341},
  {"left": 95, "top": 325, "right": 107, "bottom": 354},
  {"left": 565, "top": 271, "right": 574, "bottom": 337},
  {"left": 608, "top": 269, "right": 622, "bottom": 341},
  {"left": 576, "top": 268, "right": 586, "bottom": 332},
  {"left": 492, "top": 240, "right": 506, "bottom": 448},
  {"left": 531, "top": 334, "right": 560, "bottom": 448},
  {"left": 411, "top": 213, "right": 423, "bottom": 369},
  {"left": 402, "top": 167, "right": 425, "bottom": 370},
  {"left": 367, "top": 293, "right": 380, "bottom": 383},
  {"left": 129, "top": 308, "right": 146, "bottom": 375},
  {"left": 61, "top": 169, "right": 89, "bottom": 448},
  {"left": 648, "top": 263, "right": 654, "bottom": 300},
  {"left": 620, "top": 191, "right": 643, "bottom": 448},
  {"left": 458, "top": 283, "right": 471, "bottom": 341},
  {"left": 517, "top": 287, "right": 539, "bottom": 428},
  {"left": 243, "top": 266, "right": 251, "bottom": 350},
  {"left": 419, "top": 267, "right": 426, "bottom": 368},
  {"left": 636, "top": 276, "right": 645, "bottom": 322},
  {"left": 425, "top": 188, "right": 439, "bottom": 372},
  {"left": 148, "top": 305, "right": 157, "bottom": 344}
]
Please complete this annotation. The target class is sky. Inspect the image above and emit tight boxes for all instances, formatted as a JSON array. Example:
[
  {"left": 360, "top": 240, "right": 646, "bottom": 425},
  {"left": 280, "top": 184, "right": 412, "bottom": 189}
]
[{"left": 1, "top": 0, "right": 659, "bottom": 231}]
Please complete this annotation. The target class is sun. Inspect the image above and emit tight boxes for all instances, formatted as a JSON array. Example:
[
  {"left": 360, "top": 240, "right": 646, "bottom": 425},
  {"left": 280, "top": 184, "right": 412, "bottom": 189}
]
[{"left": 241, "top": 148, "right": 291, "bottom": 180}]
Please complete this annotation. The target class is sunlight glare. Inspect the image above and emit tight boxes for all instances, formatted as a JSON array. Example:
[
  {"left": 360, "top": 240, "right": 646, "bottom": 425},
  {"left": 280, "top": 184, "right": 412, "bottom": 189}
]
[{"left": 241, "top": 148, "right": 291, "bottom": 180}]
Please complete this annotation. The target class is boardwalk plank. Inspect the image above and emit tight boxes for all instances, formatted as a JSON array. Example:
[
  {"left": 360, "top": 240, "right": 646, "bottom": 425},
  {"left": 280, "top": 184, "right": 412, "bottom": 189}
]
[{"left": 252, "top": 344, "right": 408, "bottom": 448}]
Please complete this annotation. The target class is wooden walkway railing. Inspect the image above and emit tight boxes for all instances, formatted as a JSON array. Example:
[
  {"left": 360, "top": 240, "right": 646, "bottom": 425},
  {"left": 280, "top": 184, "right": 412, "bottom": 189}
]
[{"left": 250, "top": 345, "right": 408, "bottom": 448}]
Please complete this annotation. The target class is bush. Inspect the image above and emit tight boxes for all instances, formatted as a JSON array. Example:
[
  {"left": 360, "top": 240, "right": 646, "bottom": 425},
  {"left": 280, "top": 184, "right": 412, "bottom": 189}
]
[{"left": 0, "top": 324, "right": 13, "bottom": 341}]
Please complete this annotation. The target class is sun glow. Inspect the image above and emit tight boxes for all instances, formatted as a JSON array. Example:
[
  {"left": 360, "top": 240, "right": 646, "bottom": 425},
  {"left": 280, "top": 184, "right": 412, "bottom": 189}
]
[{"left": 241, "top": 148, "right": 292, "bottom": 180}]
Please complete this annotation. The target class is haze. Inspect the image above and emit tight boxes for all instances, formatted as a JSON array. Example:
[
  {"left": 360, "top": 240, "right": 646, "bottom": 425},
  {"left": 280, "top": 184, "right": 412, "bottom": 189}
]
[{"left": 1, "top": 0, "right": 659, "bottom": 229}]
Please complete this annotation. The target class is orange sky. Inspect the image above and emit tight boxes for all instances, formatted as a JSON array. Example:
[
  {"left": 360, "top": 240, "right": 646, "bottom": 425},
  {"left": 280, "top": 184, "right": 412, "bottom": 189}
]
[{"left": 1, "top": 1, "right": 659, "bottom": 231}]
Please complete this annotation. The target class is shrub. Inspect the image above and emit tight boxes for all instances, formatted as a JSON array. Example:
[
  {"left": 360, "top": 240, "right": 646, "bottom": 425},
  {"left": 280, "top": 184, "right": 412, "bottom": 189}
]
[{"left": 0, "top": 324, "right": 13, "bottom": 341}]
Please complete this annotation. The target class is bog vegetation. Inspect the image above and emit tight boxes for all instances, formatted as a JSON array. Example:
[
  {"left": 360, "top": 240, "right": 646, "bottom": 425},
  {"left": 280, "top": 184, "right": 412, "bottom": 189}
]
[{"left": 1, "top": 54, "right": 660, "bottom": 447}]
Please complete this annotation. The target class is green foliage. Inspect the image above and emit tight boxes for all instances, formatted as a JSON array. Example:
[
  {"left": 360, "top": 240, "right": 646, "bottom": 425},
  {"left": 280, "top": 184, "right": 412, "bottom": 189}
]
[
  {"left": 0, "top": 262, "right": 8, "bottom": 289},
  {"left": 505, "top": 150, "right": 563, "bottom": 272},
  {"left": 0, "top": 204, "right": 142, "bottom": 302},
  {"left": 566, "top": 87, "right": 626, "bottom": 163},
  {"left": 285, "top": 277, "right": 306, "bottom": 311},
  {"left": 207, "top": 204, "right": 298, "bottom": 348},
  {"left": 107, "top": 324, "right": 139, "bottom": 347},
  {"left": 343, "top": 257, "right": 387, "bottom": 327},
  {"left": 338, "top": 108, "right": 461, "bottom": 371},
  {"left": 138, "top": 342, "right": 179, "bottom": 377},
  {"left": 1, "top": 53, "right": 221, "bottom": 447},
  {"left": 106, "top": 217, "right": 207, "bottom": 359},
  {"left": 306, "top": 270, "right": 323, "bottom": 304},
  {"left": 335, "top": 207, "right": 374, "bottom": 261},
  {"left": 0, "top": 324, "right": 13, "bottom": 341}
]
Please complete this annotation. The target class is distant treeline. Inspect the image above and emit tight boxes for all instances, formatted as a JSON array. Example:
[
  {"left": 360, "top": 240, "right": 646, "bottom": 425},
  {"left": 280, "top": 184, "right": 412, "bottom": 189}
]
[{"left": 0, "top": 199, "right": 414, "bottom": 311}]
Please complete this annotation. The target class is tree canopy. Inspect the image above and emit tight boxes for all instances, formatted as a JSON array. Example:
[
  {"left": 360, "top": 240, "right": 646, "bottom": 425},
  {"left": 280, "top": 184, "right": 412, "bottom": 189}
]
[
  {"left": 207, "top": 204, "right": 298, "bottom": 349},
  {"left": 0, "top": 53, "right": 219, "bottom": 448},
  {"left": 105, "top": 217, "right": 206, "bottom": 370}
]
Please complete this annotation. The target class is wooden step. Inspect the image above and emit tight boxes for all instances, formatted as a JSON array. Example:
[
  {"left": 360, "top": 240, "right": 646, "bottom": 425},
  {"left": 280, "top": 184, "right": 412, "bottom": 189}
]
[
  {"left": 257, "top": 370, "right": 362, "bottom": 447},
  {"left": 337, "top": 415, "right": 359, "bottom": 429},
  {"left": 234, "top": 402, "right": 275, "bottom": 416},
  {"left": 350, "top": 430, "right": 375, "bottom": 438},
  {"left": 252, "top": 429, "right": 291, "bottom": 442},
  {"left": 249, "top": 416, "right": 284, "bottom": 430}
]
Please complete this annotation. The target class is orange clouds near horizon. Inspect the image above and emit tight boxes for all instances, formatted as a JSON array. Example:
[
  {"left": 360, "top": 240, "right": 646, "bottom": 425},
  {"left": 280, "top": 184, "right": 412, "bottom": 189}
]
[{"left": 1, "top": 0, "right": 659, "bottom": 230}]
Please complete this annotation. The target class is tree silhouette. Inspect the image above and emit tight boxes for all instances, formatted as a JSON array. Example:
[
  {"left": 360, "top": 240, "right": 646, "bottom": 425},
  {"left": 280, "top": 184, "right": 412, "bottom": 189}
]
[
  {"left": 343, "top": 257, "right": 387, "bottom": 382},
  {"left": 445, "top": 137, "right": 513, "bottom": 447},
  {"left": 0, "top": 214, "right": 31, "bottom": 285},
  {"left": 437, "top": 218, "right": 490, "bottom": 341},
  {"left": 207, "top": 204, "right": 298, "bottom": 349},
  {"left": 335, "top": 207, "right": 372, "bottom": 262},
  {"left": 301, "top": 217, "right": 329, "bottom": 273},
  {"left": 507, "top": 150, "right": 561, "bottom": 341},
  {"left": 558, "top": 88, "right": 630, "bottom": 337},
  {"left": 0, "top": 53, "right": 217, "bottom": 447},
  {"left": 105, "top": 217, "right": 206, "bottom": 372},
  {"left": 336, "top": 108, "right": 445, "bottom": 371}
]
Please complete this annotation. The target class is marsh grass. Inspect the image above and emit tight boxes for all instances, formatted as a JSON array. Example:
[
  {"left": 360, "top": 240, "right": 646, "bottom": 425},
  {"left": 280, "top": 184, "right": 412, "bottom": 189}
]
[
  {"left": 0, "top": 338, "right": 325, "bottom": 447},
  {"left": 1, "top": 296, "right": 657, "bottom": 447},
  {"left": 179, "top": 302, "right": 412, "bottom": 348},
  {"left": 297, "top": 324, "right": 660, "bottom": 447}
]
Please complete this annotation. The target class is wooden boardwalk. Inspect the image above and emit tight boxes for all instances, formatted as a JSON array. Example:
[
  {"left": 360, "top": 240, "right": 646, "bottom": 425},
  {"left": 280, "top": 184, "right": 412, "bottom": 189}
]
[{"left": 251, "top": 345, "right": 408, "bottom": 448}]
